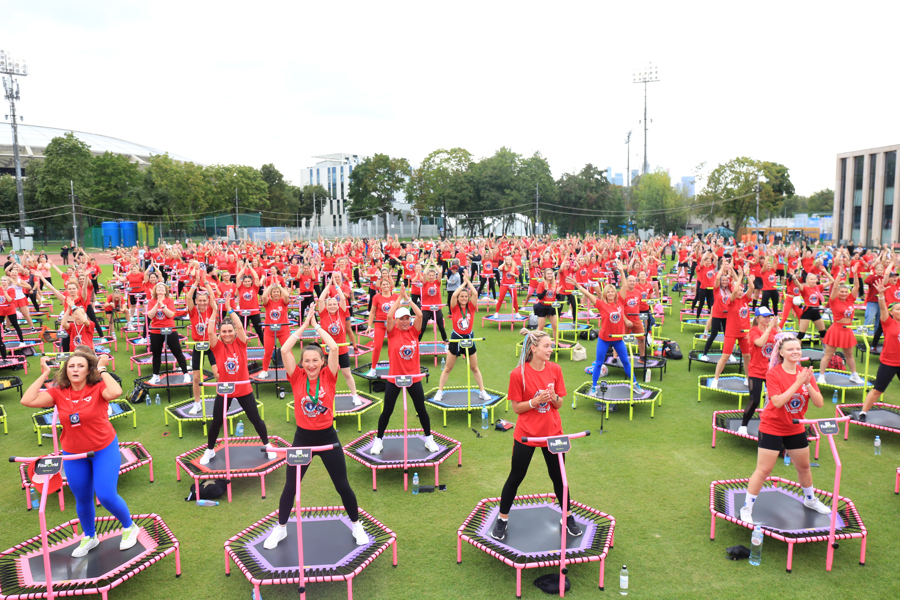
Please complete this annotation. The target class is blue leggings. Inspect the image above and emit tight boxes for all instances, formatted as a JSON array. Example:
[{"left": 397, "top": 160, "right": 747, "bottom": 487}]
[
  {"left": 64, "top": 436, "right": 133, "bottom": 537},
  {"left": 592, "top": 339, "right": 634, "bottom": 386}
]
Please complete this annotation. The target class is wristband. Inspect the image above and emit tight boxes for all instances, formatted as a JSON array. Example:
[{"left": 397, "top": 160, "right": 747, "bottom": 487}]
[
  {"left": 98, "top": 367, "right": 108, "bottom": 373},
  {"left": 528, "top": 398, "right": 535, "bottom": 409}
]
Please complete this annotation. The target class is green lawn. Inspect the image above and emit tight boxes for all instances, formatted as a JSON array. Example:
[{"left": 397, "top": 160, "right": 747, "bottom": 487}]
[{"left": 0, "top": 261, "right": 896, "bottom": 600}]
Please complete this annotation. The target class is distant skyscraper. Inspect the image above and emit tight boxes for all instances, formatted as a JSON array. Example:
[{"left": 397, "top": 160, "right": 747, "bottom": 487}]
[
  {"left": 606, "top": 167, "right": 613, "bottom": 182},
  {"left": 631, "top": 169, "right": 639, "bottom": 184},
  {"left": 680, "top": 176, "right": 696, "bottom": 198},
  {"left": 614, "top": 173, "right": 623, "bottom": 186}
]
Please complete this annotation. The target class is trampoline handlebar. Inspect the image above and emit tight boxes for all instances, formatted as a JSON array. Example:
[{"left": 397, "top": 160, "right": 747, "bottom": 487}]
[
  {"left": 10, "top": 451, "right": 93, "bottom": 463},
  {"left": 380, "top": 373, "right": 426, "bottom": 381},
  {"left": 793, "top": 416, "right": 851, "bottom": 425},
  {"left": 202, "top": 380, "right": 251, "bottom": 387},
  {"left": 521, "top": 430, "right": 591, "bottom": 444},
  {"left": 262, "top": 443, "right": 340, "bottom": 454}
]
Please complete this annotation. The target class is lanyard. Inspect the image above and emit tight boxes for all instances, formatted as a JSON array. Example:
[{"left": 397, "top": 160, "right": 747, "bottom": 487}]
[{"left": 306, "top": 376, "right": 321, "bottom": 406}]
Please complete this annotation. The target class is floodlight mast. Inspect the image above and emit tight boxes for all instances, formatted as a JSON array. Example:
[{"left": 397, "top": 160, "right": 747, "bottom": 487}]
[
  {"left": 1, "top": 49, "right": 28, "bottom": 250},
  {"left": 632, "top": 63, "right": 659, "bottom": 176}
]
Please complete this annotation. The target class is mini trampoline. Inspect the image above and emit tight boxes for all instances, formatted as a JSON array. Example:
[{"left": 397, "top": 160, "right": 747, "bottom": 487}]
[
  {"left": 709, "top": 477, "right": 866, "bottom": 572},
  {"left": 129, "top": 352, "right": 187, "bottom": 376},
  {"left": 515, "top": 339, "right": 575, "bottom": 361},
  {"left": 6, "top": 339, "right": 44, "bottom": 356},
  {"left": 710, "top": 410, "right": 820, "bottom": 458},
  {"left": 0, "top": 355, "right": 27, "bottom": 374},
  {"left": 136, "top": 369, "right": 213, "bottom": 395},
  {"left": 17, "top": 441, "right": 154, "bottom": 511},
  {"left": 249, "top": 368, "right": 288, "bottom": 398},
  {"left": 457, "top": 494, "right": 615, "bottom": 598},
  {"left": 814, "top": 369, "right": 874, "bottom": 403},
  {"left": 343, "top": 429, "right": 461, "bottom": 491},
  {"left": 855, "top": 340, "right": 882, "bottom": 357},
  {"left": 32, "top": 399, "right": 136, "bottom": 446},
  {"left": 680, "top": 317, "right": 709, "bottom": 332},
  {"left": 0, "top": 375, "right": 23, "bottom": 399},
  {"left": 598, "top": 355, "right": 668, "bottom": 382},
  {"left": 545, "top": 322, "right": 592, "bottom": 342},
  {"left": 424, "top": 387, "right": 507, "bottom": 427},
  {"left": 572, "top": 381, "right": 662, "bottom": 419},
  {"left": 164, "top": 395, "right": 264, "bottom": 438},
  {"left": 482, "top": 313, "right": 528, "bottom": 331},
  {"left": 0, "top": 404, "right": 5, "bottom": 434},
  {"left": 798, "top": 346, "right": 839, "bottom": 365},
  {"left": 0, "top": 514, "right": 180, "bottom": 600},
  {"left": 698, "top": 375, "right": 750, "bottom": 409},
  {"left": 418, "top": 341, "right": 449, "bottom": 357},
  {"left": 350, "top": 362, "right": 429, "bottom": 394},
  {"left": 687, "top": 350, "right": 742, "bottom": 372},
  {"left": 835, "top": 402, "right": 900, "bottom": 440},
  {"left": 174, "top": 435, "right": 289, "bottom": 501},
  {"left": 692, "top": 332, "right": 725, "bottom": 349},
  {"left": 286, "top": 391, "right": 383, "bottom": 432},
  {"left": 224, "top": 507, "right": 397, "bottom": 600}
]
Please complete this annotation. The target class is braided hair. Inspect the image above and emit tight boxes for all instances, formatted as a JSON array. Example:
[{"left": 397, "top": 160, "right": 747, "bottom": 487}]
[
  {"left": 517, "top": 331, "right": 551, "bottom": 389},
  {"left": 768, "top": 331, "right": 798, "bottom": 369}
]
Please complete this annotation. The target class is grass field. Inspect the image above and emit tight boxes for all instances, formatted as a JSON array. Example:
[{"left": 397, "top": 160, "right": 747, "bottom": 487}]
[{"left": 0, "top": 261, "right": 897, "bottom": 600}]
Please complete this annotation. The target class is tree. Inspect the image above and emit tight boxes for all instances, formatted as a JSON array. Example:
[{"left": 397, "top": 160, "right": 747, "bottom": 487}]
[
  {"left": 697, "top": 157, "right": 795, "bottom": 233},
  {"left": 36, "top": 132, "right": 94, "bottom": 245},
  {"left": 552, "top": 164, "right": 618, "bottom": 236},
  {"left": 417, "top": 148, "right": 473, "bottom": 238},
  {"left": 347, "top": 153, "right": 410, "bottom": 236},
  {"left": 300, "top": 184, "right": 329, "bottom": 229},
  {"left": 259, "top": 164, "right": 300, "bottom": 227},
  {"left": 808, "top": 189, "right": 834, "bottom": 214},
  {"left": 633, "top": 169, "right": 690, "bottom": 235},
  {"left": 517, "top": 152, "right": 557, "bottom": 235},
  {"left": 206, "top": 164, "right": 269, "bottom": 228},
  {"left": 89, "top": 152, "right": 142, "bottom": 213}
]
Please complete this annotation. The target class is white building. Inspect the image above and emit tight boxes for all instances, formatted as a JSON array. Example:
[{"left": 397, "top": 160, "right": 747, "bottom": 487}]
[{"left": 299, "top": 153, "right": 361, "bottom": 236}]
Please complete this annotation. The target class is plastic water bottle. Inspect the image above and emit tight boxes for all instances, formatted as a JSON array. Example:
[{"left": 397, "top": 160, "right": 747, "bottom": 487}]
[
  {"left": 235, "top": 420, "right": 245, "bottom": 437},
  {"left": 412, "top": 472, "right": 419, "bottom": 495},
  {"left": 155, "top": 393, "right": 161, "bottom": 406},
  {"left": 30, "top": 487, "right": 39, "bottom": 509},
  {"left": 251, "top": 590, "right": 262, "bottom": 600},
  {"left": 749, "top": 525, "right": 764, "bottom": 566},
  {"left": 644, "top": 367, "right": 652, "bottom": 383},
  {"left": 619, "top": 565, "right": 628, "bottom": 595},
  {"left": 481, "top": 406, "right": 489, "bottom": 429},
  {"left": 832, "top": 389, "right": 838, "bottom": 404},
  {"left": 440, "top": 356, "right": 446, "bottom": 370},
  {"left": 874, "top": 436, "right": 881, "bottom": 456},
  {"left": 145, "top": 393, "right": 151, "bottom": 406},
  {"left": 784, "top": 452, "right": 791, "bottom": 466},
  {"left": 196, "top": 500, "right": 219, "bottom": 507}
]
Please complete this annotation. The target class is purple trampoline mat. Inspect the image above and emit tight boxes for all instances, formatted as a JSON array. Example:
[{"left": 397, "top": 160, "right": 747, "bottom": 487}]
[
  {"left": 580, "top": 384, "right": 654, "bottom": 401},
  {"left": 477, "top": 502, "right": 596, "bottom": 557},
  {"left": 727, "top": 488, "right": 845, "bottom": 534},
  {"left": 171, "top": 398, "right": 246, "bottom": 419},
  {"left": 484, "top": 314, "right": 527, "bottom": 321},
  {"left": 244, "top": 515, "right": 371, "bottom": 571},
  {"left": 356, "top": 435, "right": 445, "bottom": 463},
  {"left": 333, "top": 394, "right": 374, "bottom": 412}
]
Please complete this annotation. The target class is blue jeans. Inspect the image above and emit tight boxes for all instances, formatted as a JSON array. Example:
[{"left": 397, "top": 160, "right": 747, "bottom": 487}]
[
  {"left": 64, "top": 436, "right": 133, "bottom": 537},
  {"left": 865, "top": 302, "right": 880, "bottom": 327},
  {"left": 592, "top": 339, "right": 634, "bottom": 386}
]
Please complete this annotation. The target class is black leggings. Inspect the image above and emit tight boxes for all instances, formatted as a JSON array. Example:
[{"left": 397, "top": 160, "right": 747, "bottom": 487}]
[
  {"left": 701, "top": 317, "right": 728, "bottom": 355},
  {"left": 207, "top": 392, "right": 268, "bottom": 449},
  {"left": 244, "top": 313, "right": 265, "bottom": 342},
  {"left": 377, "top": 381, "right": 431, "bottom": 438},
  {"left": 368, "top": 289, "right": 377, "bottom": 312},
  {"left": 299, "top": 294, "right": 316, "bottom": 319},
  {"left": 477, "top": 276, "right": 496, "bottom": 299},
  {"left": 693, "top": 288, "right": 714, "bottom": 319},
  {"left": 278, "top": 426, "right": 358, "bottom": 525},
  {"left": 28, "top": 292, "right": 40, "bottom": 313},
  {"left": 741, "top": 376, "right": 766, "bottom": 427},
  {"left": 560, "top": 293, "right": 578, "bottom": 319},
  {"left": 4, "top": 315, "right": 23, "bottom": 342},
  {"left": 84, "top": 303, "right": 104, "bottom": 336},
  {"left": 419, "top": 308, "right": 448, "bottom": 342},
  {"left": 149, "top": 331, "right": 189, "bottom": 375},
  {"left": 760, "top": 290, "right": 780, "bottom": 315},
  {"left": 499, "top": 440, "right": 568, "bottom": 515}
]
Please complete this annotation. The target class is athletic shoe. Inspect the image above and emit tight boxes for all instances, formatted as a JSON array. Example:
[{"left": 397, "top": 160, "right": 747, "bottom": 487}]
[
  {"left": 490, "top": 518, "right": 508, "bottom": 541},
  {"left": 72, "top": 536, "right": 99, "bottom": 557},
  {"left": 708, "top": 378, "right": 719, "bottom": 389},
  {"left": 199, "top": 449, "right": 216, "bottom": 465},
  {"left": 816, "top": 375, "right": 826, "bottom": 385},
  {"left": 264, "top": 525, "right": 287, "bottom": 550},
  {"left": 739, "top": 505, "right": 754, "bottom": 524},
  {"left": 803, "top": 497, "right": 831, "bottom": 515},
  {"left": 107, "top": 405, "right": 113, "bottom": 417},
  {"left": 635, "top": 357, "right": 644, "bottom": 364},
  {"left": 149, "top": 374, "right": 160, "bottom": 385},
  {"left": 352, "top": 395, "right": 364, "bottom": 406},
  {"left": 737, "top": 426, "right": 749, "bottom": 435},
  {"left": 849, "top": 373, "right": 864, "bottom": 384},
  {"left": 120, "top": 525, "right": 141, "bottom": 550},
  {"left": 260, "top": 371, "right": 269, "bottom": 379},
  {"left": 433, "top": 390, "right": 443, "bottom": 403},
  {"left": 562, "top": 515, "right": 583, "bottom": 537},
  {"left": 743, "top": 378, "right": 749, "bottom": 387},
  {"left": 589, "top": 386, "right": 597, "bottom": 397},
  {"left": 479, "top": 390, "right": 491, "bottom": 401},
  {"left": 423, "top": 435, "right": 440, "bottom": 452},
  {"left": 493, "top": 312, "right": 500, "bottom": 318},
  {"left": 632, "top": 384, "right": 644, "bottom": 394},
  {"left": 698, "top": 354, "right": 708, "bottom": 361},
  {"left": 370, "top": 437, "right": 384, "bottom": 455},
  {"left": 188, "top": 402, "right": 203, "bottom": 416},
  {"left": 365, "top": 369, "right": 377, "bottom": 378},
  {"left": 267, "top": 450, "right": 278, "bottom": 460},
  {"left": 351, "top": 521, "right": 369, "bottom": 546},
  {"left": 858, "top": 412, "right": 867, "bottom": 422},
  {"left": 728, "top": 355, "right": 738, "bottom": 363},
  {"left": 183, "top": 373, "right": 192, "bottom": 384}
]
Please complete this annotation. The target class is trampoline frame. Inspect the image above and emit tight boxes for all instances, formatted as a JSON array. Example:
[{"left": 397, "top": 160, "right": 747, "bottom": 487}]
[
  {"left": 424, "top": 386, "right": 507, "bottom": 427},
  {"left": 813, "top": 368, "right": 874, "bottom": 403},
  {"left": 515, "top": 339, "right": 575, "bottom": 362},
  {"left": 697, "top": 375, "right": 749, "bottom": 410},
  {"left": 343, "top": 429, "right": 462, "bottom": 491},
  {"left": 482, "top": 313, "right": 528, "bottom": 331},
  {"left": 32, "top": 400, "right": 136, "bottom": 446},
  {"left": 163, "top": 394, "right": 262, "bottom": 438},
  {"left": 710, "top": 410, "right": 820, "bottom": 458},
  {"left": 0, "top": 404, "right": 5, "bottom": 435},
  {"left": 686, "top": 350, "right": 743, "bottom": 373},
  {"left": 350, "top": 362, "right": 430, "bottom": 394},
  {"left": 286, "top": 391, "right": 383, "bottom": 432},
  {"left": 457, "top": 493, "right": 615, "bottom": 599},
  {"left": 835, "top": 402, "right": 900, "bottom": 440},
  {"left": 572, "top": 380, "right": 662, "bottom": 419}
]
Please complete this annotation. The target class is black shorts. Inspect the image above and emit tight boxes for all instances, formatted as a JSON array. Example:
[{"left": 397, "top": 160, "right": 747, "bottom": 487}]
[
  {"left": 448, "top": 331, "right": 476, "bottom": 357},
  {"left": 753, "top": 277, "right": 764, "bottom": 290},
  {"left": 191, "top": 348, "right": 217, "bottom": 371},
  {"left": 533, "top": 303, "right": 556, "bottom": 318},
  {"left": 338, "top": 352, "right": 350, "bottom": 370},
  {"left": 758, "top": 431, "right": 808, "bottom": 452},
  {"left": 776, "top": 268, "right": 785, "bottom": 278},
  {"left": 873, "top": 362, "right": 900, "bottom": 393},
  {"left": 800, "top": 307, "right": 822, "bottom": 321}
]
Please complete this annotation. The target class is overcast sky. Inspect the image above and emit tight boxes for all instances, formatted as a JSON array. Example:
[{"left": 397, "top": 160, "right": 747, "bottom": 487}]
[{"left": 4, "top": 1, "right": 899, "bottom": 197}]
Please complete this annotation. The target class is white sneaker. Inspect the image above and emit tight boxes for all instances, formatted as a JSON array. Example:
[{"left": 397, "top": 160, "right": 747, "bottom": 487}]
[
  {"left": 479, "top": 389, "right": 491, "bottom": 401},
  {"left": 493, "top": 312, "right": 500, "bottom": 318},
  {"left": 352, "top": 395, "right": 364, "bottom": 406},
  {"left": 708, "top": 378, "right": 718, "bottom": 389},
  {"left": 849, "top": 373, "right": 864, "bottom": 384},
  {"left": 739, "top": 505, "right": 754, "bottom": 524},
  {"left": 72, "top": 535, "right": 99, "bottom": 557},
  {"left": 263, "top": 525, "right": 287, "bottom": 550},
  {"left": 743, "top": 378, "right": 749, "bottom": 387},
  {"left": 803, "top": 497, "right": 831, "bottom": 514},
  {"left": 188, "top": 402, "right": 203, "bottom": 416},
  {"left": 365, "top": 368, "right": 377, "bottom": 377},
  {"left": 433, "top": 390, "right": 443, "bottom": 403},
  {"left": 199, "top": 449, "right": 216, "bottom": 465},
  {"left": 737, "top": 426, "right": 749, "bottom": 436},
  {"left": 120, "top": 525, "right": 140, "bottom": 550},
  {"left": 260, "top": 371, "right": 269, "bottom": 379},
  {"left": 698, "top": 354, "right": 707, "bottom": 361},
  {"left": 370, "top": 437, "right": 384, "bottom": 455},
  {"left": 267, "top": 450, "right": 277, "bottom": 460},
  {"left": 351, "top": 521, "right": 369, "bottom": 546},
  {"left": 183, "top": 373, "right": 192, "bottom": 384},
  {"left": 817, "top": 375, "right": 827, "bottom": 385},
  {"left": 728, "top": 355, "right": 738, "bottom": 363},
  {"left": 149, "top": 374, "right": 161, "bottom": 385},
  {"left": 424, "top": 435, "right": 440, "bottom": 452}
]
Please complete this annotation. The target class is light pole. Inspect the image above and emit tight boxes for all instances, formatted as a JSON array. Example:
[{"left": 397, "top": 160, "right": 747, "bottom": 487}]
[
  {"left": 625, "top": 130, "right": 632, "bottom": 187},
  {"left": 1, "top": 49, "right": 28, "bottom": 250},
  {"left": 632, "top": 63, "right": 659, "bottom": 175}
]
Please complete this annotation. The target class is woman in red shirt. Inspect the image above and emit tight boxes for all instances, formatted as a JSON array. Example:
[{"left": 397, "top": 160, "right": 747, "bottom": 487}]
[
  {"left": 790, "top": 271, "right": 831, "bottom": 342},
  {"left": 490, "top": 331, "right": 581, "bottom": 541},
  {"left": 818, "top": 268, "right": 863, "bottom": 385},
  {"left": 738, "top": 306, "right": 780, "bottom": 434},
  {"left": 147, "top": 282, "right": 190, "bottom": 385},
  {"left": 495, "top": 255, "right": 520, "bottom": 316},
  {"left": 370, "top": 285, "right": 439, "bottom": 455},
  {"left": 186, "top": 278, "right": 219, "bottom": 415},
  {"left": 759, "top": 255, "right": 780, "bottom": 315},
  {"left": 21, "top": 348, "right": 140, "bottom": 557},
  {"left": 740, "top": 335, "right": 830, "bottom": 524},
  {"left": 434, "top": 274, "right": 490, "bottom": 402},
  {"left": 859, "top": 278, "right": 900, "bottom": 419},
  {"left": 235, "top": 265, "right": 266, "bottom": 342},
  {"left": 698, "top": 262, "right": 735, "bottom": 360},
  {"left": 264, "top": 310, "right": 368, "bottom": 549},
  {"left": 61, "top": 303, "right": 96, "bottom": 351},
  {"left": 317, "top": 279, "right": 362, "bottom": 405},
  {"left": 534, "top": 268, "right": 560, "bottom": 343},
  {"left": 200, "top": 299, "right": 272, "bottom": 465},
  {"left": 365, "top": 278, "right": 398, "bottom": 377},
  {"left": 259, "top": 280, "right": 292, "bottom": 378},
  {"left": 417, "top": 266, "right": 448, "bottom": 344},
  {"left": 0, "top": 275, "right": 23, "bottom": 343},
  {"left": 708, "top": 265, "right": 753, "bottom": 389},
  {"left": 574, "top": 281, "right": 639, "bottom": 394}
]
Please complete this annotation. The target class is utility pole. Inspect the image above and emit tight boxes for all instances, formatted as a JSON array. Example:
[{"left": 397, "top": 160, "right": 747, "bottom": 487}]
[
  {"left": 234, "top": 187, "right": 239, "bottom": 231},
  {"left": 1, "top": 50, "right": 28, "bottom": 250},
  {"left": 633, "top": 63, "right": 659, "bottom": 175},
  {"left": 535, "top": 181, "right": 540, "bottom": 236},
  {"left": 625, "top": 130, "right": 633, "bottom": 187},
  {"left": 69, "top": 180, "right": 78, "bottom": 247}
]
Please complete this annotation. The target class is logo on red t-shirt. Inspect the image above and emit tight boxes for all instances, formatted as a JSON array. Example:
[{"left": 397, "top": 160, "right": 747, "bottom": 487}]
[
  {"left": 224, "top": 355, "right": 239, "bottom": 375},
  {"left": 627, "top": 298, "right": 638, "bottom": 308},
  {"left": 328, "top": 322, "right": 341, "bottom": 335},
  {"left": 270, "top": 309, "right": 281, "bottom": 321},
  {"left": 156, "top": 310, "right": 164, "bottom": 319},
  {"left": 196, "top": 323, "right": 206, "bottom": 335},
  {"left": 381, "top": 302, "right": 392, "bottom": 314},
  {"left": 531, "top": 390, "right": 550, "bottom": 413},
  {"left": 242, "top": 291, "right": 253, "bottom": 301},
  {"left": 609, "top": 311, "right": 621, "bottom": 324},
  {"left": 457, "top": 317, "right": 469, "bottom": 330},
  {"left": 763, "top": 343, "right": 774, "bottom": 357},
  {"left": 740, "top": 307, "right": 749, "bottom": 319},
  {"left": 808, "top": 294, "right": 819, "bottom": 305},
  {"left": 399, "top": 343, "right": 416, "bottom": 360}
]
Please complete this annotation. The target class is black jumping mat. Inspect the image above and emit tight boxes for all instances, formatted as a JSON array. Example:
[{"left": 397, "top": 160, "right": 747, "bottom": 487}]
[
  {"left": 733, "top": 490, "right": 836, "bottom": 532},
  {"left": 255, "top": 519, "right": 362, "bottom": 569},
  {"left": 28, "top": 534, "right": 148, "bottom": 582},
  {"left": 821, "top": 372, "right": 865, "bottom": 386},
  {"left": 202, "top": 444, "right": 273, "bottom": 471},
  {"left": 705, "top": 378, "right": 749, "bottom": 392},
  {"left": 721, "top": 417, "right": 760, "bottom": 436},
  {"left": 172, "top": 398, "right": 245, "bottom": 419},
  {"left": 587, "top": 385, "right": 654, "bottom": 400},
  {"left": 851, "top": 409, "right": 900, "bottom": 429},
  {"left": 251, "top": 369, "right": 287, "bottom": 381},
  {"left": 333, "top": 394, "right": 372, "bottom": 411},
  {"left": 430, "top": 390, "right": 494, "bottom": 407},
  {"left": 499, "top": 505, "right": 586, "bottom": 554},
  {"left": 368, "top": 437, "right": 438, "bottom": 462}
]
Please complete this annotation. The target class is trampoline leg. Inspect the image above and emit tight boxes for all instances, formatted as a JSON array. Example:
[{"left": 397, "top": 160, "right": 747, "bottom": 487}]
[
  {"left": 598, "top": 556, "right": 605, "bottom": 591},
  {"left": 176, "top": 464, "right": 181, "bottom": 482},
  {"left": 712, "top": 428, "right": 717, "bottom": 448},
  {"left": 709, "top": 514, "right": 716, "bottom": 540},
  {"left": 357, "top": 414, "right": 362, "bottom": 432},
  {"left": 261, "top": 475, "right": 266, "bottom": 499},
  {"left": 393, "top": 537, "right": 398, "bottom": 566},
  {"left": 59, "top": 489, "right": 65, "bottom": 511},
  {"left": 895, "top": 470, "right": 899, "bottom": 494},
  {"left": 458, "top": 446, "right": 462, "bottom": 467},
  {"left": 372, "top": 468, "right": 377, "bottom": 491},
  {"left": 434, "top": 466, "right": 439, "bottom": 487},
  {"left": 786, "top": 542, "right": 794, "bottom": 573},
  {"left": 860, "top": 533, "right": 867, "bottom": 565},
  {"left": 457, "top": 536, "right": 462, "bottom": 564},
  {"left": 814, "top": 438, "right": 820, "bottom": 460},
  {"left": 347, "top": 579, "right": 353, "bottom": 600},
  {"left": 174, "top": 545, "right": 181, "bottom": 576},
  {"left": 843, "top": 420, "right": 849, "bottom": 441},
  {"left": 224, "top": 547, "right": 230, "bottom": 575},
  {"left": 443, "top": 411, "right": 448, "bottom": 428},
  {"left": 516, "top": 566, "right": 523, "bottom": 599}
]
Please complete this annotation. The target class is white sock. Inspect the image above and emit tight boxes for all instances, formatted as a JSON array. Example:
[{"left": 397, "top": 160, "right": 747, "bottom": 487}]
[
  {"left": 499, "top": 516, "right": 508, "bottom": 522},
  {"left": 744, "top": 493, "right": 757, "bottom": 508},
  {"left": 802, "top": 486, "right": 815, "bottom": 500}
]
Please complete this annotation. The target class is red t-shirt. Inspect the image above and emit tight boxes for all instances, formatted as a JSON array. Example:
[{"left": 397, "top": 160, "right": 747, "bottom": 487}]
[
  {"left": 67, "top": 320, "right": 96, "bottom": 350},
  {"left": 450, "top": 302, "right": 475, "bottom": 335},
  {"left": 761, "top": 268, "right": 777, "bottom": 291},
  {"left": 236, "top": 285, "right": 260, "bottom": 314},
  {"left": 828, "top": 294, "right": 856, "bottom": 323},
  {"left": 420, "top": 281, "right": 442, "bottom": 307},
  {"left": 748, "top": 326, "right": 777, "bottom": 379},
  {"left": 0, "top": 288, "right": 14, "bottom": 316},
  {"left": 264, "top": 299, "right": 289, "bottom": 325},
  {"left": 537, "top": 281, "right": 558, "bottom": 304},
  {"left": 508, "top": 362, "right": 566, "bottom": 448},
  {"left": 320, "top": 308, "right": 349, "bottom": 355},
  {"left": 724, "top": 294, "right": 750, "bottom": 338},
  {"left": 148, "top": 297, "right": 176, "bottom": 328},
  {"left": 879, "top": 317, "right": 900, "bottom": 367},
  {"left": 290, "top": 366, "right": 337, "bottom": 430},
  {"left": 49, "top": 380, "right": 114, "bottom": 454},
  {"left": 211, "top": 338, "right": 252, "bottom": 397},
  {"left": 189, "top": 306, "right": 214, "bottom": 342},
  {"left": 864, "top": 274, "right": 882, "bottom": 303},
  {"left": 594, "top": 299, "right": 625, "bottom": 342},
  {"left": 801, "top": 285, "right": 824, "bottom": 308},
  {"left": 373, "top": 293, "right": 399, "bottom": 323},
  {"left": 761, "top": 364, "right": 819, "bottom": 436},
  {"left": 712, "top": 287, "right": 731, "bottom": 318},
  {"left": 126, "top": 272, "right": 145, "bottom": 293},
  {"left": 698, "top": 265, "right": 717, "bottom": 289},
  {"left": 387, "top": 324, "right": 421, "bottom": 376}
]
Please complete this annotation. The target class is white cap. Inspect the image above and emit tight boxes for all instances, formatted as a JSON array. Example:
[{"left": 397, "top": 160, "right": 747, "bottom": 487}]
[{"left": 395, "top": 307, "right": 412, "bottom": 319}]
